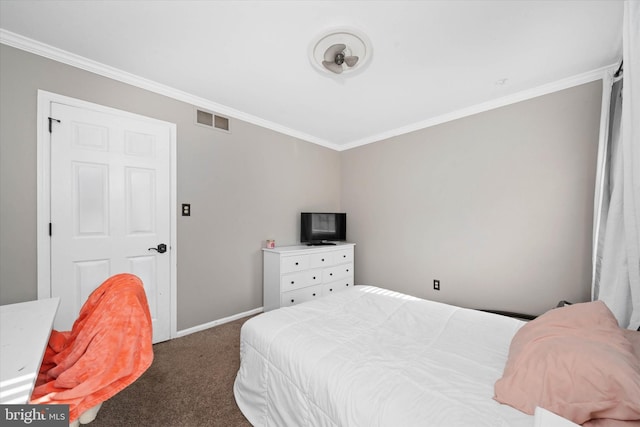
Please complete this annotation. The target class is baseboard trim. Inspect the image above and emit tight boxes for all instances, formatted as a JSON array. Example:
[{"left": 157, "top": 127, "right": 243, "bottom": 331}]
[{"left": 175, "top": 307, "right": 263, "bottom": 338}]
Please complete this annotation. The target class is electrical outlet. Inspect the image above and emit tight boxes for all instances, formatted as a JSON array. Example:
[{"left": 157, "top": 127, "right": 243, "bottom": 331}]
[
  {"left": 182, "top": 204, "right": 191, "bottom": 216},
  {"left": 433, "top": 279, "right": 440, "bottom": 291}
]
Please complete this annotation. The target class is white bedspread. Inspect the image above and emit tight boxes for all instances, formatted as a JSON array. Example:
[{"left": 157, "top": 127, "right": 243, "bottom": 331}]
[{"left": 234, "top": 286, "right": 535, "bottom": 427}]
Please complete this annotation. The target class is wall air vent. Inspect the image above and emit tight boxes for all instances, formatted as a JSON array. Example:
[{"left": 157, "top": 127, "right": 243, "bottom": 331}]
[{"left": 195, "top": 109, "right": 230, "bottom": 132}]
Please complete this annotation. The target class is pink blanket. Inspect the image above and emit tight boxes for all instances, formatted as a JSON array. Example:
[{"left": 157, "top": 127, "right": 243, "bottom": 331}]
[{"left": 30, "top": 273, "right": 154, "bottom": 422}]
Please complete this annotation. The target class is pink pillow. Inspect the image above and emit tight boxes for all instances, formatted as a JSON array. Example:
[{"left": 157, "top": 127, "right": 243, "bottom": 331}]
[{"left": 494, "top": 301, "right": 640, "bottom": 425}]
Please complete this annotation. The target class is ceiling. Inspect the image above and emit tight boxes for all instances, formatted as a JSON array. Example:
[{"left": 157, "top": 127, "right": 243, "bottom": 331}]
[{"left": 0, "top": 1, "right": 623, "bottom": 150}]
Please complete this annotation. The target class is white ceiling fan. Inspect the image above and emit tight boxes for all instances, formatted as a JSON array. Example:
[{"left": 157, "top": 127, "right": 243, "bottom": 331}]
[
  {"left": 322, "top": 43, "right": 359, "bottom": 74},
  {"left": 309, "top": 28, "right": 372, "bottom": 76}
]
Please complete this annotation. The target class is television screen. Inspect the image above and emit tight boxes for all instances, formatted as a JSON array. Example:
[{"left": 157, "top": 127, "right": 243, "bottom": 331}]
[{"left": 300, "top": 212, "right": 346, "bottom": 245}]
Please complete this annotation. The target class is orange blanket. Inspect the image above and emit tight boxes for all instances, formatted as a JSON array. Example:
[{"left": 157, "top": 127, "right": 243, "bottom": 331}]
[{"left": 30, "top": 273, "right": 154, "bottom": 422}]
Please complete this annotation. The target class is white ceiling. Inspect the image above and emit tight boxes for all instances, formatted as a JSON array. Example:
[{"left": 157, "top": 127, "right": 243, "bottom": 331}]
[{"left": 0, "top": 1, "right": 623, "bottom": 150}]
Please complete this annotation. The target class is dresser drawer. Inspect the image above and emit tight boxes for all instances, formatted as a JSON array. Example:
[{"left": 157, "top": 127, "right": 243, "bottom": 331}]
[
  {"left": 309, "top": 252, "right": 333, "bottom": 268},
  {"left": 280, "top": 285, "right": 323, "bottom": 307},
  {"left": 281, "top": 269, "right": 322, "bottom": 292},
  {"left": 333, "top": 248, "right": 353, "bottom": 264},
  {"left": 323, "top": 263, "right": 353, "bottom": 282},
  {"left": 280, "top": 254, "right": 309, "bottom": 273},
  {"left": 321, "top": 280, "right": 354, "bottom": 296}
]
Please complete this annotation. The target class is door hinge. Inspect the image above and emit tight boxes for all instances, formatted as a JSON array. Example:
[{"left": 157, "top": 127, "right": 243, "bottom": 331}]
[
  {"left": 48, "top": 117, "right": 61, "bottom": 133},
  {"left": 49, "top": 222, "right": 52, "bottom": 236}
]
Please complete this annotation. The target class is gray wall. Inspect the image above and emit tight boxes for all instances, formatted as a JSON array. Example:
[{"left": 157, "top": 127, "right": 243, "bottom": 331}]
[
  {"left": 0, "top": 45, "right": 341, "bottom": 330},
  {"left": 0, "top": 43, "right": 602, "bottom": 326},
  {"left": 341, "top": 81, "right": 602, "bottom": 316}
]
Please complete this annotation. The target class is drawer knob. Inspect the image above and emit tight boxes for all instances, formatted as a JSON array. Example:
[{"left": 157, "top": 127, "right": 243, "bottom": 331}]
[
  {"left": 329, "top": 288, "right": 333, "bottom": 292},
  {"left": 295, "top": 262, "right": 299, "bottom": 265},
  {"left": 322, "top": 258, "right": 325, "bottom": 262},
  {"left": 291, "top": 299, "right": 295, "bottom": 303},
  {"left": 313, "top": 276, "right": 316, "bottom": 280},
  {"left": 343, "top": 255, "right": 346, "bottom": 258},
  {"left": 291, "top": 281, "right": 295, "bottom": 284},
  {"left": 346, "top": 283, "right": 350, "bottom": 286},
  {"left": 346, "top": 269, "right": 349, "bottom": 272},
  {"left": 312, "top": 293, "right": 316, "bottom": 296},
  {"left": 330, "top": 273, "right": 333, "bottom": 276}
]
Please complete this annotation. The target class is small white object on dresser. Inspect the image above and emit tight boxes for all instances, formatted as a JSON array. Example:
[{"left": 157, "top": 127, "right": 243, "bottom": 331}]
[{"left": 263, "top": 243, "right": 355, "bottom": 311}]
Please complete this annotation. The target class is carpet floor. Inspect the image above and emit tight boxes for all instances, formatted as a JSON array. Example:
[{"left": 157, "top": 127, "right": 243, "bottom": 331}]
[{"left": 90, "top": 316, "right": 254, "bottom": 427}]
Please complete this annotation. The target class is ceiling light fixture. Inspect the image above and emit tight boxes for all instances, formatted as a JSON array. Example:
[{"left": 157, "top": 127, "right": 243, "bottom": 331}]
[{"left": 309, "top": 27, "right": 372, "bottom": 76}]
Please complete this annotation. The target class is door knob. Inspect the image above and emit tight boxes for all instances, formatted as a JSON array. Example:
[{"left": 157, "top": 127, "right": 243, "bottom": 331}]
[{"left": 149, "top": 243, "right": 167, "bottom": 254}]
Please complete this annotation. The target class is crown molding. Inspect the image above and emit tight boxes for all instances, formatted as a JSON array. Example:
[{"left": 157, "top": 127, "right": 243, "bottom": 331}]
[
  {"left": 1, "top": 28, "right": 614, "bottom": 152},
  {"left": 0, "top": 29, "right": 338, "bottom": 150},
  {"left": 338, "top": 64, "right": 617, "bottom": 151}
]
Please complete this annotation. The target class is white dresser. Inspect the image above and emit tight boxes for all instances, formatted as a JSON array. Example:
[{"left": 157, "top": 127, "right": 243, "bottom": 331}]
[{"left": 263, "top": 243, "right": 355, "bottom": 311}]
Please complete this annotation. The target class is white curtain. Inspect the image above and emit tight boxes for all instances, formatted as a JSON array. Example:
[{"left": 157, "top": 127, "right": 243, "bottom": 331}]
[{"left": 593, "top": 1, "right": 640, "bottom": 330}]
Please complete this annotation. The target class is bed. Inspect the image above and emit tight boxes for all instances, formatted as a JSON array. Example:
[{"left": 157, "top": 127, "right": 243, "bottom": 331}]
[{"left": 233, "top": 286, "right": 640, "bottom": 427}]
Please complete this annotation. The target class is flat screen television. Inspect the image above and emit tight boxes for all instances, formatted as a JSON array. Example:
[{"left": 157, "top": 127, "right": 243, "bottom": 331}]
[{"left": 300, "top": 212, "right": 346, "bottom": 245}]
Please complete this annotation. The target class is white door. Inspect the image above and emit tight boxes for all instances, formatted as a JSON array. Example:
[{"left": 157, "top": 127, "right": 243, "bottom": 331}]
[{"left": 49, "top": 101, "right": 172, "bottom": 343}]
